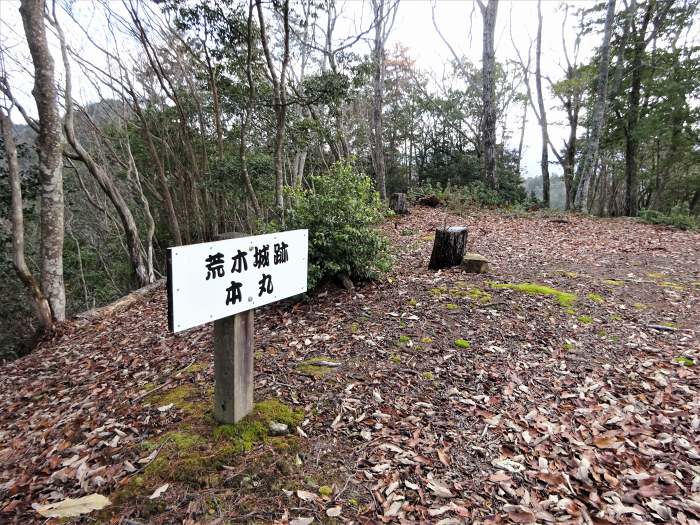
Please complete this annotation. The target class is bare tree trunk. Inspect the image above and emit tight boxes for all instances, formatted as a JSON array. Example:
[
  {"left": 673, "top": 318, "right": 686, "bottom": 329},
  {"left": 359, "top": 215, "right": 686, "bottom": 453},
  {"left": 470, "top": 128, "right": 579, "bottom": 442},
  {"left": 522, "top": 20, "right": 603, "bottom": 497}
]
[
  {"left": 371, "top": 0, "right": 388, "bottom": 200},
  {"left": 624, "top": 0, "right": 653, "bottom": 217},
  {"left": 0, "top": 107, "right": 53, "bottom": 330},
  {"left": 257, "top": 0, "right": 289, "bottom": 215},
  {"left": 534, "top": 0, "right": 550, "bottom": 207},
  {"left": 574, "top": 0, "right": 616, "bottom": 211},
  {"left": 54, "top": 13, "right": 152, "bottom": 288},
  {"left": 516, "top": 96, "right": 527, "bottom": 172},
  {"left": 241, "top": 0, "right": 262, "bottom": 217},
  {"left": 477, "top": 0, "right": 499, "bottom": 189},
  {"left": 20, "top": 0, "right": 66, "bottom": 321}
]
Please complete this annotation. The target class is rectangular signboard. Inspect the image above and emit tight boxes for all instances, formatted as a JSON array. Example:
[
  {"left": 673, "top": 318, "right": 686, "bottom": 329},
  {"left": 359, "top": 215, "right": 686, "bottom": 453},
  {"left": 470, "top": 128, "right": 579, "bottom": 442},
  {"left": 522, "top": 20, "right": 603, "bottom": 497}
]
[{"left": 167, "top": 230, "right": 308, "bottom": 332}]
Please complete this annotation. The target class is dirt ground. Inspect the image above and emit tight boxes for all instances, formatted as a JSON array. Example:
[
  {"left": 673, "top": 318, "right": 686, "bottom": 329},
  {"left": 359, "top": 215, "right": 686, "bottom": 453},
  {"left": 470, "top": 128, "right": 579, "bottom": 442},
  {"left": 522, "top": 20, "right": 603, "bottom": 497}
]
[{"left": 1, "top": 206, "right": 699, "bottom": 524}]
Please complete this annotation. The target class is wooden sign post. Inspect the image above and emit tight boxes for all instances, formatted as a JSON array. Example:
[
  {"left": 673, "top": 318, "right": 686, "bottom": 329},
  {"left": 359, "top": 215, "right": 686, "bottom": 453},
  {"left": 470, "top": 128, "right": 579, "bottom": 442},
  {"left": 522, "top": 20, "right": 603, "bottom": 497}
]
[{"left": 167, "top": 230, "right": 308, "bottom": 424}]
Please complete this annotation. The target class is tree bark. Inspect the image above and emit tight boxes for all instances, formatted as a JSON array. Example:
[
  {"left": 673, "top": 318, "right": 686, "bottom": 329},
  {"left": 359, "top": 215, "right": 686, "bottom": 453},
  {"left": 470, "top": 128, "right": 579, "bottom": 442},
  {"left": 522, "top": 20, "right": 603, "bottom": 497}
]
[
  {"left": 0, "top": 107, "right": 53, "bottom": 331},
  {"left": 477, "top": 0, "right": 499, "bottom": 189},
  {"left": 371, "top": 0, "right": 389, "bottom": 200},
  {"left": 534, "top": 0, "right": 550, "bottom": 207},
  {"left": 54, "top": 13, "right": 153, "bottom": 288},
  {"left": 624, "top": 0, "right": 653, "bottom": 217},
  {"left": 257, "top": 0, "right": 289, "bottom": 214},
  {"left": 574, "top": 0, "right": 616, "bottom": 211},
  {"left": 428, "top": 227, "right": 468, "bottom": 270},
  {"left": 20, "top": 0, "right": 66, "bottom": 321}
]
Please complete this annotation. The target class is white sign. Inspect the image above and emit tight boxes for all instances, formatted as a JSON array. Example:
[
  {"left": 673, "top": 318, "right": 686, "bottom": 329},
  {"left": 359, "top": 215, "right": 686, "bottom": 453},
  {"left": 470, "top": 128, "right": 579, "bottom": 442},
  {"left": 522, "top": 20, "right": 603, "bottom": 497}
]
[{"left": 167, "top": 230, "right": 308, "bottom": 332}]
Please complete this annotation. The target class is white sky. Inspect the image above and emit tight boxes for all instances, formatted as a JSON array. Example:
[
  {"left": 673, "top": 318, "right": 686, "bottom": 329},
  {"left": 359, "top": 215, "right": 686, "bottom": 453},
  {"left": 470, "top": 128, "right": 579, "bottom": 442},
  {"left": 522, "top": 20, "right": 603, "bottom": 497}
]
[{"left": 0, "top": 0, "right": 603, "bottom": 179}]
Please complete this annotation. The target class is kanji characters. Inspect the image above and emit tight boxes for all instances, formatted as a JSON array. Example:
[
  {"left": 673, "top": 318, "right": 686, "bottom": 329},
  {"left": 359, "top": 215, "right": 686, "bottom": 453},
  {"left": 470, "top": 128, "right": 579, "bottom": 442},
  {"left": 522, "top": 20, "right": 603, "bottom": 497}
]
[
  {"left": 205, "top": 252, "right": 225, "bottom": 280},
  {"left": 231, "top": 249, "right": 248, "bottom": 273},
  {"left": 253, "top": 245, "right": 270, "bottom": 268},
  {"left": 225, "top": 281, "right": 243, "bottom": 305},
  {"left": 274, "top": 242, "right": 288, "bottom": 265},
  {"left": 258, "top": 273, "right": 273, "bottom": 296}
]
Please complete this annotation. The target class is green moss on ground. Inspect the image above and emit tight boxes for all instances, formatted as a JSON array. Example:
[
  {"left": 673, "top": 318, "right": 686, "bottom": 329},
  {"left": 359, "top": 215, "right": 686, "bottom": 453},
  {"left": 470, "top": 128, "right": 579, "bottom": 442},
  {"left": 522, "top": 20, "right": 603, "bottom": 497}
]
[
  {"left": 296, "top": 357, "right": 339, "bottom": 378},
  {"left": 389, "top": 354, "right": 401, "bottom": 364},
  {"left": 143, "top": 400, "right": 303, "bottom": 485},
  {"left": 145, "top": 384, "right": 204, "bottom": 415},
  {"left": 422, "top": 371, "right": 434, "bottom": 380},
  {"left": 467, "top": 288, "right": 492, "bottom": 304},
  {"left": 578, "top": 315, "right": 593, "bottom": 325},
  {"left": 602, "top": 279, "right": 624, "bottom": 286},
  {"left": 181, "top": 362, "right": 206, "bottom": 374},
  {"left": 444, "top": 303, "right": 459, "bottom": 310},
  {"left": 659, "top": 281, "right": 685, "bottom": 291},
  {"left": 674, "top": 356, "right": 695, "bottom": 366},
  {"left": 454, "top": 339, "right": 471, "bottom": 349},
  {"left": 491, "top": 282, "right": 577, "bottom": 307},
  {"left": 587, "top": 293, "right": 604, "bottom": 304},
  {"left": 420, "top": 336, "right": 433, "bottom": 344},
  {"left": 349, "top": 322, "right": 360, "bottom": 333},
  {"left": 398, "top": 335, "right": 411, "bottom": 344}
]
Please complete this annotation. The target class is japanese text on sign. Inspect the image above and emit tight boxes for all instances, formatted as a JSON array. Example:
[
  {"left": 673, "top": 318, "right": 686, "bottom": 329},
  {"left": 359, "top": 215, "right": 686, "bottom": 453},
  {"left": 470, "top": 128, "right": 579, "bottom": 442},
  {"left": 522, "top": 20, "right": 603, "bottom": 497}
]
[{"left": 167, "top": 230, "right": 308, "bottom": 332}]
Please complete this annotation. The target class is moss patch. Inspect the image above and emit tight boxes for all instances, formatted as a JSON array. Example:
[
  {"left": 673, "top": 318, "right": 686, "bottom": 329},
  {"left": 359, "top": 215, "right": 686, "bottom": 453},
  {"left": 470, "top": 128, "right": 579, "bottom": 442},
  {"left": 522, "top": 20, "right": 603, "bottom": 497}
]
[
  {"left": 467, "top": 288, "right": 492, "bottom": 304},
  {"left": 422, "top": 371, "right": 434, "bottom": 380},
  {"left": 578, "top": 315, "right": 593, "bottom": 325},
  {"left": 430, "top": 287, "right": 448, "bottom": 296},
  {"left": 602, "top": 279, "right": 624, "bottom": 286},
  {"left": 181, "top": 362, "right": 206, "bottom": 374},
  {"left": 420, "top": 336, "right": 433, "bottom": 344},
  {"left": 587, "top": 293, "right": 604, "bottom": 304},
  {"left": 659, "top": 281, "right": 685, "bottom": 291},
  {"left": 558, "top": 271, "right": 579, "bottom": 278},
  {"left": 389, "top": 354, "right": 401, "bottom": 364},
  {"left": 444, "top": 303, "right": 459, "bottom": 310},
  {"left": 144, "top": 400, "right": 303, "bottom": 486},
  {"left": 492, "top": 282, "right": 577, "bottom": 307},
  {"left": 674, "top": 356, "right": 695, "bottom": 367},
  {"left": 146, "top": 384, "right": 203, "bottom": 415},
  {"left": 454, "top": 338, "right": 471, "bottom": 349},
  {"left": 296, "top": 357, "right": 338, "bottom": 378}
]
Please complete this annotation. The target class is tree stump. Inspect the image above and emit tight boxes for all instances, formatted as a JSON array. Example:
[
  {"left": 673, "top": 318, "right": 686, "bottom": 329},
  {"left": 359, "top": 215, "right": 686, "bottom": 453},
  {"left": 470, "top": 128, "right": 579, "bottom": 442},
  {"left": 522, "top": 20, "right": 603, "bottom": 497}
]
[
  {"left": 428, "top": 227, "right": 468, "bottom": 270},
  {"left": 461, "top": 253, "right": 490, "bottom": 273},
  {"left": 390, "top": 192, "right": 409, "bottom": 214}
]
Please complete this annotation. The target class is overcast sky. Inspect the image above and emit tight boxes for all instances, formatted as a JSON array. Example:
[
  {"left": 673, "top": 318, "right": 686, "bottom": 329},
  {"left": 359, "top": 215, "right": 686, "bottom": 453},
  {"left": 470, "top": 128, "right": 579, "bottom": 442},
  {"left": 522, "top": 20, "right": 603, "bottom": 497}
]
[{"left": 0, "top": 0, "right": 603, "bottom": 180}]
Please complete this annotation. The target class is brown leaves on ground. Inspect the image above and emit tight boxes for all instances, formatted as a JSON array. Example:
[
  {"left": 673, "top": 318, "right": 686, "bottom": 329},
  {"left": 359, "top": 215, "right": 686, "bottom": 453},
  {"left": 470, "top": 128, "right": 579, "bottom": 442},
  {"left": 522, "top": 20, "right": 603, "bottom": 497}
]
[{"left": 1, "top": 206, "right": 699, "bottom": 524}]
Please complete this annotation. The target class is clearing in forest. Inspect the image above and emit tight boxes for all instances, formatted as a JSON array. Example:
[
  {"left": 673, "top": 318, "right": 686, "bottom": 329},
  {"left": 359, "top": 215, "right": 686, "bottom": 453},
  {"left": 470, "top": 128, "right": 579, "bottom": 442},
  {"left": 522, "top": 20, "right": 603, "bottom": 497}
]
[{"left": 1, "top": 206, "right": 699, "bottom": 524}]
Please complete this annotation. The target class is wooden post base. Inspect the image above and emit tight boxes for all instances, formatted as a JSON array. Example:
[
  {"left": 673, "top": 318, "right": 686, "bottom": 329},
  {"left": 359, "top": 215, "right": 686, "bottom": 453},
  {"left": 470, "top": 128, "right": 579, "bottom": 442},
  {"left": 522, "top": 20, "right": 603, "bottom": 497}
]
[{"left": 213, "top": 310, "right": 254, "bottom": 424}]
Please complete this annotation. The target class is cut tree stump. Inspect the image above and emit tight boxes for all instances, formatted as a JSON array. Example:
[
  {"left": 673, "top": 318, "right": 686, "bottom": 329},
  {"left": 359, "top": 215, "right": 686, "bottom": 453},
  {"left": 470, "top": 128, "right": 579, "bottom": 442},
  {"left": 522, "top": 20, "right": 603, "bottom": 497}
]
[
  {"left": 461, "top": 253, "right": 490, "bottom": 273},
  {"left": 428, "top": 226, "right": 468, "bottom": 270},
  {"left": 390, "top": 192, "right": 409, "bottom": 214}
]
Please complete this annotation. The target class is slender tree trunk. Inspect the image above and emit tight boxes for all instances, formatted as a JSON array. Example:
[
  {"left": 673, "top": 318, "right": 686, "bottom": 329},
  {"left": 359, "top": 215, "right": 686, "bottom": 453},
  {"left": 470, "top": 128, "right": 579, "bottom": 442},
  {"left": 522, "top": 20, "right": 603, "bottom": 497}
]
[
  {"left": 371, "top": 0, "right": 388, "bottom": 199},
  {"left": 535, "top": 0, "right": 550, "bottom": 206},
  {"left": 20, "top": 0, "right": 65, "bottom": 321},
  {"left": 516, "top": 97, "right": 527, "bottom": 172},
  {"left": 55, "top": 14, "right": 152, "bottom": 287},
  {"left": 0, "top": 107, "right": 53, "bottom": 330},
  {"left": 478, "top": 0, "right": 499, "bottom": 188},
  {"left": 624, "top": 0, "right": 653, "bottom": 217},
  {"left": 574, "top": 0, "right": 616, "bottom": 211},
  {"left": 256, "top": 0, "right": 289, "bottom": 214}
]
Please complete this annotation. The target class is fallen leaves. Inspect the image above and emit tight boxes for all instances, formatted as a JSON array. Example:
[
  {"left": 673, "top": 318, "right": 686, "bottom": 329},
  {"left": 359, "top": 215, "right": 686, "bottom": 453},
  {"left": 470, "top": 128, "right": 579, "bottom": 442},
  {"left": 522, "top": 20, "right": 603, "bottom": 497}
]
[
  {"left": 33, "top": 494, "right": 110, "bottom": 518},
  {"left": 2, "top": 206, "right": 699, "bottom": 523}
]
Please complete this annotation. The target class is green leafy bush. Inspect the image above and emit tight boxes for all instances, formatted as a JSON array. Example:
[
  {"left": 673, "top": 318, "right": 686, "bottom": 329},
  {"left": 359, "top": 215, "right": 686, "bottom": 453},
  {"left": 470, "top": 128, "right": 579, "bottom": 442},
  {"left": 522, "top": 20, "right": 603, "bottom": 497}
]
[
  {"left": 639, "top": 205, "right": 698, "bottom": 230},
  {"left": 286, "top": 163, "right": 391, "bottom": 289}
]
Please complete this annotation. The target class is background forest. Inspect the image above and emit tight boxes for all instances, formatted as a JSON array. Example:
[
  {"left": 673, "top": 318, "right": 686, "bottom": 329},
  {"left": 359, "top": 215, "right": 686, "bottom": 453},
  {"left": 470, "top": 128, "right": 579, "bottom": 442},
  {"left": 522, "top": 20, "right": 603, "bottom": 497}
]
[{"left": 0, "top": 0, "right": 699, "bottom": 360}]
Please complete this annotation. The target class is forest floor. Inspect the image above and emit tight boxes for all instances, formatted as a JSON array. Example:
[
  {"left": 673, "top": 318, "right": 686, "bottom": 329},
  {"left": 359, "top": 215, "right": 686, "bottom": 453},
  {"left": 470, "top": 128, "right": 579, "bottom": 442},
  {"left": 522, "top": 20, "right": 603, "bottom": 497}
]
[{"left": 1, "top": 206, "right": 700, "bottom": 525}]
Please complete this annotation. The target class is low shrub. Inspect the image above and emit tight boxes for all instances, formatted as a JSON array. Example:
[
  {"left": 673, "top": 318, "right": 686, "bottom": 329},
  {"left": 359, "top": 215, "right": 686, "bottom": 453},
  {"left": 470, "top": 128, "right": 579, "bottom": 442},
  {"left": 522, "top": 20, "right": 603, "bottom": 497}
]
[
  {"left": 639, "top": 205, "right": 698, "bottom": 230},
  {"left": 286, "top": 162, "right": 391, "bottom": 289}
]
